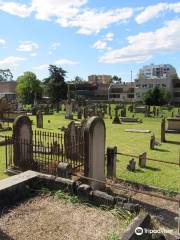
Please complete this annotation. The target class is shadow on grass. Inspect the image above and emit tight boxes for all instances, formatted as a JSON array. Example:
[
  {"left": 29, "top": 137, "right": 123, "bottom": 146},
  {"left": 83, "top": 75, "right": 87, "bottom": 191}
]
[
  {"left": 153, "top": 148, "right": 170, "bottom": 152},
  {"left": 0, "top": 229, "right": 15, "bottom": 240},
  {"left": 166, "top": 140, "right": 180, "bottom": 145},
  {"left": 144, "top": 166, "right": 160, "bottom": 171}
]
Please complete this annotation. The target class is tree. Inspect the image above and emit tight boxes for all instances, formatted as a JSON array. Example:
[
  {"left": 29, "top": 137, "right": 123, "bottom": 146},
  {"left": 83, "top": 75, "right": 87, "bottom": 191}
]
[
  {"left": 143, "top": 87, "right": 171, "bottom": 106},
  {"left": 43, "top": 65, "right": 67, "bottom": 105},
  {"left": 111, "top": 75, "right": 122, "bottom": 83},
  {"left": 16, "top": 72, "right": 42, "bottom": 105},
  {"left": 0, "top": 69, "right": 13, "bottom": 81}
]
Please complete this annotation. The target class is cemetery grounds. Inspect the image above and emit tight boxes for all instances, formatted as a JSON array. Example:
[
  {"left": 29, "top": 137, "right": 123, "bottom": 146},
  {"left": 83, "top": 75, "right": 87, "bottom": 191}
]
[{"left": 0, "top": 107, "right": 179, "bottom": 193}]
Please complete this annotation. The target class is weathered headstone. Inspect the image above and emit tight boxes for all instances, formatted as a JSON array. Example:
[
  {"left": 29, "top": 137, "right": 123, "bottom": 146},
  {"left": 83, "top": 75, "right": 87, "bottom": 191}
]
[
  {"left": 150, "top": 134, "right": 155, "bottom": 150},
  {"left": 65, "top": 84, "right": 73, "bottom": 119},
  {"left": 112, "top": 108, "right": 120, "bottom": 124},
  {"left": 65, "top": 102, "right": 73, "bottom": 119},
  {"left": 84, "top": 116, "right": 106, "bottom": 190},
  {"left": 107, "top": 146, "right": 117, "bottom": 178},
  {"left": 36, "top": 111, "right": 43, "bottom": 128},
  {"left": 13, "top": 115, "right": 35, "bottom": 170},
  {"left": 161, "top": 118, "right": 166, "bottom": 142},
  {"left": 127, "top": 158, "right": 136, "bottom": 172},
  {"left": 139, "top": 152, "right": 147, "bottom": 168}
]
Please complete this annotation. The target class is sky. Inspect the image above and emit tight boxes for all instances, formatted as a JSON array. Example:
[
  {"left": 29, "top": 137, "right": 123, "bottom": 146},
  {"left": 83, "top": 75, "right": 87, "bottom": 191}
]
[{"left": 0, "top": 0, "right": 180, "bottom": 82}]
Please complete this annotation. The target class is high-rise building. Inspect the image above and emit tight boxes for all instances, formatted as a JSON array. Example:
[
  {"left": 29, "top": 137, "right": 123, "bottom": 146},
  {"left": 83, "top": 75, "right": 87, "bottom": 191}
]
[
  {"left": 135, "top": 64, "right": 180, "bottom": 103},
  {"left": 139, "top": 64, "right": 176, "bottom": 79}
]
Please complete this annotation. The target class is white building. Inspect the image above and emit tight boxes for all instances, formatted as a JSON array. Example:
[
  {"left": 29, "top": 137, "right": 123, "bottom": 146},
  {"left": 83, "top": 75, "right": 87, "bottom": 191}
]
[
  {"left": 139, "top": 64, "right": 176, "bottom": 79},
  {"left": 135, "top": 64, "right": 180, "bottom": 104}
]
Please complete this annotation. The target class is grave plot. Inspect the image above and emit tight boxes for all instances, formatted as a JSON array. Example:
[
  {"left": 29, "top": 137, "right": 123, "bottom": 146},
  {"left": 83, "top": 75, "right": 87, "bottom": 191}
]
[{"left": 0, "top": 195, "right": 127, "bottom": 240}]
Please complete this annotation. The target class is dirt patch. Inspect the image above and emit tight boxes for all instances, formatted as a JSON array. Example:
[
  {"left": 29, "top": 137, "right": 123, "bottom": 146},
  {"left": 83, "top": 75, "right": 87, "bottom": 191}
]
[{"left": 0, "top": 195, "right": 127, "bottom": 240}]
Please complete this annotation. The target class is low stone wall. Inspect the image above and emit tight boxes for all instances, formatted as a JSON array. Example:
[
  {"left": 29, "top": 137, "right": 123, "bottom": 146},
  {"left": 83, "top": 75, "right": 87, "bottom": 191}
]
[
  {"left": 0, "top": 171, "right": 179, "bottom": 240},
  {"left": 121, "top": 213, "right": 152, "bottom": 240}
]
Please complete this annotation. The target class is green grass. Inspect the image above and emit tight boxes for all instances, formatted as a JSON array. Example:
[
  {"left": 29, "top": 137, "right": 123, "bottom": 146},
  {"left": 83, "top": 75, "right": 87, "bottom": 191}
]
[{"left": 0, "top": 108, "right": 180, "bottom": 192}]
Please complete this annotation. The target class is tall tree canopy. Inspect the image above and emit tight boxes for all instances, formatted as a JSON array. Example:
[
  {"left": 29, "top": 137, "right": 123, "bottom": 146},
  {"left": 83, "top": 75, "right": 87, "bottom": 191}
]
[
  {"left": 0, "top": 69, "right": 13, "bottom": 81},
  {"left": 43, "top": 65, "right": 67, "bottom": 104},
  {"left": 143, "top": 87, "right": 171, "bottom": 106},
  {"left": 16, "top": 71, "right": 42, "bottom": 105},
  {"left": 111, "top": 75, "right": 122, "bottom": 83}
]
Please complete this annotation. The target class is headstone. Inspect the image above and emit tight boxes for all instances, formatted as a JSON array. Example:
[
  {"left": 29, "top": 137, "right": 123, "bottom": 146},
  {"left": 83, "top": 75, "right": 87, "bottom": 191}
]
[
  {"left": 161, "top": 118, "right": 166, "bottom": 142},
  {"left": 84, "top": 116, "right": 106, "bottom": 190},
  {"left": 150, "top": 134, "right": 155, "bottom": 150},
  {"left": 166, "top": 118, "right": 180, "bottom": 133},
  {"left": 36, "top": 111, "right": 43, "bottom": 128},
  {"left": 112, "top": 109, "right": 120, "bottom": 124},
  {"left": 65, "top": 102, "right": 73, "bottom": 119},
  {"left": 57, "top": 162, "right": 72, "bottom": 179},
  {"left": 139, "top": 152, "right": 147, "bottom": 168},
  {"left": 65, "top": 84, "right": 73, "bottom": 119},
  {"left": 13, "top": 115, "right": 35, "bottom": 169},
  {"left": 107, "top": 146, "right": 117, "bottom": 178},
  {"left": 127, "top": 158, "right": 136, "bottom": 171}
]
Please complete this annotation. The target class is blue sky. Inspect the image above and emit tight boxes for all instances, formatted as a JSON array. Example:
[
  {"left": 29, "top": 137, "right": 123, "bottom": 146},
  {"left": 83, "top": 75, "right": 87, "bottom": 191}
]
[{"left": 0, "top": 0, "right": 180, "bottom": 81}]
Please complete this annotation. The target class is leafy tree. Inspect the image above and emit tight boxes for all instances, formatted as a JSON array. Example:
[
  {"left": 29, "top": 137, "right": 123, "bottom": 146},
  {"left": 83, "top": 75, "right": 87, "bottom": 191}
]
[
  {"left": 143, "top": 87, "right": 171, "bottom": 106},
  {"left": 111, "top": 75, "right": 122, "bottom": 83},
  {"left": 43, "top": 65, "right": 67, "bottom": 105},
  {"left": 16, "top": 72, "right": 42, "bottom": 105},
  {"left": 0, "top": 69, "right": 13, "bottom": 81}
]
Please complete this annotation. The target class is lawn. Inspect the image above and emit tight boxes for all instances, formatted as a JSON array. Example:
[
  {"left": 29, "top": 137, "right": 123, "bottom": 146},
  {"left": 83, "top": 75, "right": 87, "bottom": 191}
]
[{"left": 0, "top": 107, "right": 180, "bottom": 192}]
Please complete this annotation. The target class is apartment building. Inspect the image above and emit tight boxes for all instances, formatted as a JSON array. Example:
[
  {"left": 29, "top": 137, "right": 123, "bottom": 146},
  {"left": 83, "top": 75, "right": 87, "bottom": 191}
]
[
  {"left": 108, "top": 82, "right": 135, "bottom": 102},
  {"left": 135, "top": 64, "right": 180, "bottom": 104},
  {"left": 88, "top": 75, "right": 112, "bottom": 85}
]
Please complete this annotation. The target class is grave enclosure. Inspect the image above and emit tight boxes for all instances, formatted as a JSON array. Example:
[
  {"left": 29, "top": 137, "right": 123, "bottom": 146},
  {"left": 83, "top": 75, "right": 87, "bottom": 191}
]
[{"left": 6, "top": 115, "right": 107, "bottom": 190}]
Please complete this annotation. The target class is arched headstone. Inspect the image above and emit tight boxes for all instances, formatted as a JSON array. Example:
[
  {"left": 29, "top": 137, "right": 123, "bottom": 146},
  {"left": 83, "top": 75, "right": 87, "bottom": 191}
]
[
  {"left": 13, "top": 115, "right": 34, "bottom": 170},
  {"left": 84, "top": 116, "right": 106, "bottom": 190}
]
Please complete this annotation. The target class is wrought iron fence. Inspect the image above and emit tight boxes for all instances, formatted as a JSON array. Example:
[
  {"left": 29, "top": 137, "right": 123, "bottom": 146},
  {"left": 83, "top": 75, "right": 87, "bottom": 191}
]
[{"left": 5, "top": 130, "right": 84, "bottom": 175}]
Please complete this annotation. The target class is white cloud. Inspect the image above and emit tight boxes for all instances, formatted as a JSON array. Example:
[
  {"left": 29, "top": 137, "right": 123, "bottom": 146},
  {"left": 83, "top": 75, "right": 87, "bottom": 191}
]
[
  {"left": 0, "top": 56, "right": 26, "bottom": 66},
  {"left": 50, "top": 42, "right": 60, "bottom": 50},
  {"left": 48, "top": 42, "right": 60, "bottom": 55},
  {"left": 93, "top": 40, "right": 107, "bottom": 50},
  {"left": 32, "top": 0, "right": 87, "bottom": 20},
  {"left": 0, "top": 1, "right": 133, "bottom": 35},
  {"left": 17, "top": 41, "right": 39, "bottom": 52},
  {"left": 34, "top": 64, "right": 49, "bottom": 70},
  {"left": 57, "top": 8, "right": 133, "bottom": 35},
  {"left": 136, "top": 2, "right": 180, "bottom": 24},
  {"left": 30, "top": 52, "right": 37, "bottom": 57},
  {"left": 0, "top": 1, "right": 32, "bottom": 17},
  {"left": 0, "top": 38, "right": 5, "bottom": 45},
  {"left": 55, "top": 59, "right": 78, "bottom": 65},
  {"left": 100, "top": 19, "right": 180, "bottom": 64},
  {"left": 105, "top": 33, "right": 114, "bottom": 41}
]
